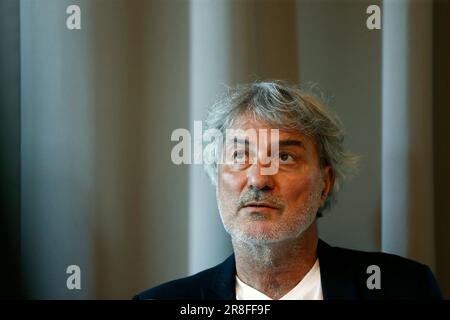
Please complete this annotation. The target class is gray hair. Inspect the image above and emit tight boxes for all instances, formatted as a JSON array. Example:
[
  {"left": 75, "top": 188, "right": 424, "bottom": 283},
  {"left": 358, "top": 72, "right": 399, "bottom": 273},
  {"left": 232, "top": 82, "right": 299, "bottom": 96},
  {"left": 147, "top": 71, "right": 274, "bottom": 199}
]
[{"left": 203, "top": 80, "right": 358, "bottom": 216}]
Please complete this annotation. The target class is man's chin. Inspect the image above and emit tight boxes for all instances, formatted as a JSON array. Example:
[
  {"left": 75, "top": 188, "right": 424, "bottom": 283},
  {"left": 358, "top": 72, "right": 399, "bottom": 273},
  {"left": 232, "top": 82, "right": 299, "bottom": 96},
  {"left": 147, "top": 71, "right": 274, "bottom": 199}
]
[{"left": 230, "top": 229, "right": 294, "bottom": 245}]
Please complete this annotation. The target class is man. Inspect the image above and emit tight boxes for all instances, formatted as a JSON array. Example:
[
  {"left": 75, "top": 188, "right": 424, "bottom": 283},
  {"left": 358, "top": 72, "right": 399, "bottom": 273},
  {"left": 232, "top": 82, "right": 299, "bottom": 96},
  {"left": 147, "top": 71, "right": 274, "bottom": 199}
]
[{"left": 135, "top": 81, "right": 441, "bottom": 300}]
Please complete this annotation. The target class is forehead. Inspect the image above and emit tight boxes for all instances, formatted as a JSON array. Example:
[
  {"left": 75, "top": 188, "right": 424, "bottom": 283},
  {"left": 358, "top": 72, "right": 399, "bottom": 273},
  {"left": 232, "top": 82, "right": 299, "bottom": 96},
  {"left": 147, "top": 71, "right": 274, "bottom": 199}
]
[{"left": 228, "top": 113, "right": 313, "bottom": 145}]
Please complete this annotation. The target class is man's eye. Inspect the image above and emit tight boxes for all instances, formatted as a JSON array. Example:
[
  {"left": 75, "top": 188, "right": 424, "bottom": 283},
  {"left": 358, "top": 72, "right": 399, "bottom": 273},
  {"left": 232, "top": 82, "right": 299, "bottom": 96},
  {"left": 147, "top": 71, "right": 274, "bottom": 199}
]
[{"left": 279, "top": 152, "right": 295, "bottom": 163}]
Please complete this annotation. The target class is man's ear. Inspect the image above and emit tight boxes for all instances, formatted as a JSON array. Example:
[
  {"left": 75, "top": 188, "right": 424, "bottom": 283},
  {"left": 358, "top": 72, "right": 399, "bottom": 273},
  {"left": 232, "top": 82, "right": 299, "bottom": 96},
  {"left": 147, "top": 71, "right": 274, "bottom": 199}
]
[{"left": 320, "top": 166, "right": 335, "bottom": 206}]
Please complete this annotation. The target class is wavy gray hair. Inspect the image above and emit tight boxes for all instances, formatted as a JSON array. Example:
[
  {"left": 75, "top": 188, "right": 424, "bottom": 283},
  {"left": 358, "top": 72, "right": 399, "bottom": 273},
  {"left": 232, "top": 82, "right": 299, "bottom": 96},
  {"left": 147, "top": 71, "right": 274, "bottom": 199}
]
[{"left": 203, "top": 80, "right": 358, "bottom": 216}]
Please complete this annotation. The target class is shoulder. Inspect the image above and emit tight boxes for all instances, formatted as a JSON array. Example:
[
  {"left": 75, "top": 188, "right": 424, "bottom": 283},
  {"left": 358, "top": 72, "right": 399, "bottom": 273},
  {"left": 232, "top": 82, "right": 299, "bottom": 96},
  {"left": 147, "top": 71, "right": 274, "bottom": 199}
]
[
  {"left": 319, "top": 240, "right": 442, "bottom": 299},
  {"left": 324, "top": 241, "right": 425, "bottom": 270},
  {"left": 133, "top": 255, "right": 235, "bottom": 300},
  {"left": 133, "top": 265, "right": 218, "bottom": 300}
]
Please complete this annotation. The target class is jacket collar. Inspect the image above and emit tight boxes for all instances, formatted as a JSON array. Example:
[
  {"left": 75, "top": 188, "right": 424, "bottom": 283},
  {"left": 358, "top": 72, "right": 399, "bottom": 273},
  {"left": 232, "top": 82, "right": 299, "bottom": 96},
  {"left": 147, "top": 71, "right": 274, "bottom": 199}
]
[
  {"left": 203, "top": 239, "right": 357, "bottom": 300},
  {"left": 317, "top": 239, "right": 357, "bottom": 299},
  {"left": 203, "top": 254, "right": 237, "bottom": 300}
]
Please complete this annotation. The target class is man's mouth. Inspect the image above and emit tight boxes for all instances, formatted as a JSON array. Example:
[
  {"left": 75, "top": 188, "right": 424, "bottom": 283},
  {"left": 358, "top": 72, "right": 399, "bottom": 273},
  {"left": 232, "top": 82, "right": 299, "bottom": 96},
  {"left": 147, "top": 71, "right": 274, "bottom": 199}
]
[{"left": 242, "top": 202, "right": 279, "bottom": 209}]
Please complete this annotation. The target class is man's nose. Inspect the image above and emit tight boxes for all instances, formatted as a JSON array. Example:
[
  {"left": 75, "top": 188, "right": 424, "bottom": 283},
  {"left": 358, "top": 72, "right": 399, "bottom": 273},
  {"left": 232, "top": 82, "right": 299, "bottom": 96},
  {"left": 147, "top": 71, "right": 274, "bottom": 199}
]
[{"left": 246, "top": 161, "right": 275, "bottom": 190}]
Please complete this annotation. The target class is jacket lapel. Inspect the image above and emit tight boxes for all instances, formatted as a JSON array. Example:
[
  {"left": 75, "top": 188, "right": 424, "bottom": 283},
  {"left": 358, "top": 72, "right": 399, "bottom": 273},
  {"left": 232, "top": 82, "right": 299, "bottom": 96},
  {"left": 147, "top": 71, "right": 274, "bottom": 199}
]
[
  {"left": 201, "top": 239, "right": 358, "bottom": 300},
  {"left": 201, "top": 254, "right": 236, "bottom": 300},
  {"left": 318, "top": 239, "right": 357, "bottom": 299}
]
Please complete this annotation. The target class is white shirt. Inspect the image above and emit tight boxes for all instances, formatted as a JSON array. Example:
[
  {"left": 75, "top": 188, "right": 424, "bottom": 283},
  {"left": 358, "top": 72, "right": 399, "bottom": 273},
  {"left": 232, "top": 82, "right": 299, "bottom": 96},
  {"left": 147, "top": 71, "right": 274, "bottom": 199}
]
[{"left": 235, "top": 259, "right": 323, "bottom": 300}]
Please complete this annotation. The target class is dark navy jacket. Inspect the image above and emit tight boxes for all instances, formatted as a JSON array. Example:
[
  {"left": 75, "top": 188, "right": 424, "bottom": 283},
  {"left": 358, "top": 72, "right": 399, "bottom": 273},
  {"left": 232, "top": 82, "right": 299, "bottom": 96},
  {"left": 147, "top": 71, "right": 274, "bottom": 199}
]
[{"left": 134, "top": 239, "right": 442, "bottom": 300}]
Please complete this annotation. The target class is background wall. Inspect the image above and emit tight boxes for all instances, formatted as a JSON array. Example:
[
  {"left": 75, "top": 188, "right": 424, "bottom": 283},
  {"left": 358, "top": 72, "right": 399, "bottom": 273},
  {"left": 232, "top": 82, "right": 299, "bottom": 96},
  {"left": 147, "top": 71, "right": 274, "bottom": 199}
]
[
  {"left": 382, "top": 0, "right": 435, "bottom": 272},
  {"left": 0, "top": 0, "right": 446, "bottom": 299},
  {"left": 434, "top": 0, "right": 450, "bottom": 299},
  {"left": 20, "top": 0, "right": 190, "bottom": 299},
  {"left": 297, "top": 0, "right": 382, "bottom": 252},
  {"left": 0, "top": 0, "right": 21, "bottom": 299}
]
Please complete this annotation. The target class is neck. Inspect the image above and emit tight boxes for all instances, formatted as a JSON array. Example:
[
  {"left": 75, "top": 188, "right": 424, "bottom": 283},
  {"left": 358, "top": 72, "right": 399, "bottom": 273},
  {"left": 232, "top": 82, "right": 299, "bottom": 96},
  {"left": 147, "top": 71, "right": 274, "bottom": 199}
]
[{"left": 232, "top": 221, "right": 319, "bottom": 299}]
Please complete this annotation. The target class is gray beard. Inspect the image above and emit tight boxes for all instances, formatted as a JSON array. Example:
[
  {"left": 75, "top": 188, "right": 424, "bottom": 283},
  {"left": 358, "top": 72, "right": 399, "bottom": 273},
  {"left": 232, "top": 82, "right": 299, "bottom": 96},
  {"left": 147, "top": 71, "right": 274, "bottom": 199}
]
[
  {"left": 220, "top": 191, "right": 319, "bottom": 249},
  {"left": 231, "top": 239, "right": 278, "bottom": 268}
]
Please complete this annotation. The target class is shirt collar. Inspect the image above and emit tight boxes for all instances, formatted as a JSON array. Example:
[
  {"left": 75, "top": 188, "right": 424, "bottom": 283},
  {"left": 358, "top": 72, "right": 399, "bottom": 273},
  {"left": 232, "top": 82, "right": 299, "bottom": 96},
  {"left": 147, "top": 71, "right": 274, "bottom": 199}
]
[{"left": 235, "top": 258, "right": 323, "bottom": 300}]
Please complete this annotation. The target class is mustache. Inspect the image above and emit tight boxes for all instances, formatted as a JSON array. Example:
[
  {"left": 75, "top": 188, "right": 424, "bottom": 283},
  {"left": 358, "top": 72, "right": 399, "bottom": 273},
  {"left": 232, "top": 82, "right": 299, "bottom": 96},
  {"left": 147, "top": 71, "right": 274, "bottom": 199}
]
[{"left": 237, "top": 189, "right": 284, "bottom": 210}]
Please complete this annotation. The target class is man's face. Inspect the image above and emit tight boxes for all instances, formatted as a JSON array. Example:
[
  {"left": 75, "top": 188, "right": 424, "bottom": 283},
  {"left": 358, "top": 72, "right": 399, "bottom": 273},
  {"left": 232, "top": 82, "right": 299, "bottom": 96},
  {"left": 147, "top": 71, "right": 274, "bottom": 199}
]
[{"left": 217, "top": 113, "right": 333, "bottom": 244}]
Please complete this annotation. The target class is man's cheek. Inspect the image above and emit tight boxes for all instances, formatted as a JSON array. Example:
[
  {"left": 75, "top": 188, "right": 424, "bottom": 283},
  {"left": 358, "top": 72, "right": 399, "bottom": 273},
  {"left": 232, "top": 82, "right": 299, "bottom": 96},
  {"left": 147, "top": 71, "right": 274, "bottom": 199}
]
[{"left": 220, "top": 172, "right": 244, "bottom": 193}]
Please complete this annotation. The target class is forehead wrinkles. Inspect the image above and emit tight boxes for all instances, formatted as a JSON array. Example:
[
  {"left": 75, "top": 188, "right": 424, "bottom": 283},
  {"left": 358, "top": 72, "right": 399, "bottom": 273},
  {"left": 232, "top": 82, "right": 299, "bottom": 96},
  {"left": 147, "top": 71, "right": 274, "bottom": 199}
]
[
  {"left": 227, "top": 109, "right": 296, "bottom": 130},
  {"left": 226, "top": 110, "right": 313, "bottom": 139},
  {"left": 225, "top": 126, "right": 310, "bottom": 145}
]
